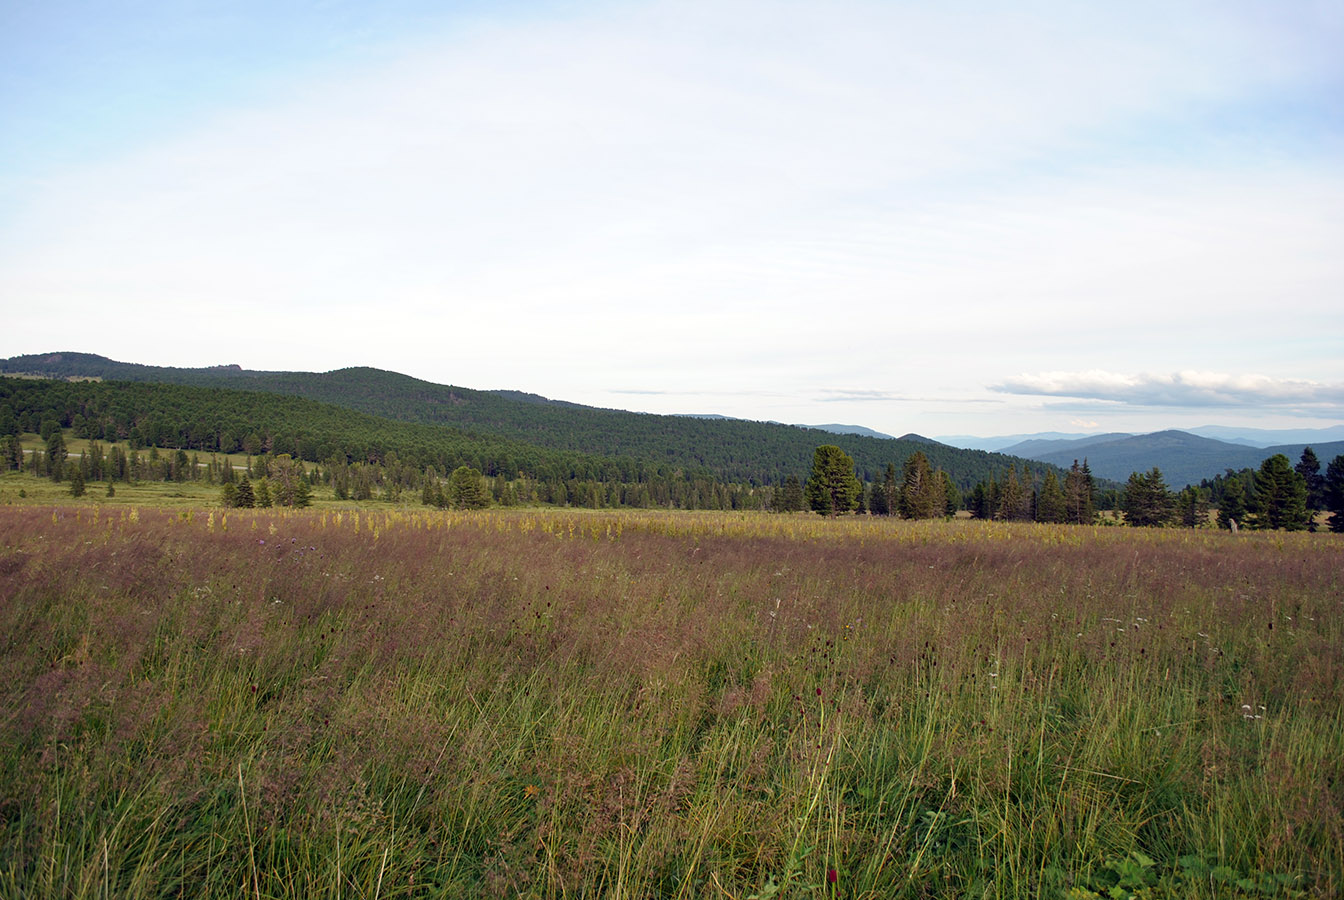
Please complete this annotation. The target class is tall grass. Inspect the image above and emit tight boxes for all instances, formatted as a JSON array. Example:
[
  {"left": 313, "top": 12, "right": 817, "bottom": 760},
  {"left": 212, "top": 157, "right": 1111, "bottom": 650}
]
[{"left": 1, "top": 506, "right": 1341, "bottom": 897}]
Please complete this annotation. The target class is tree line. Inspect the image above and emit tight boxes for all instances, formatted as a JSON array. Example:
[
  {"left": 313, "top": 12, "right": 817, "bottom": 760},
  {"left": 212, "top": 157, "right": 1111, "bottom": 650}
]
[
  {"left": 788, "top": 445, "right": 1089, "bottom": 522},
  {"left": 793, "top": 444, "right": 1344, "bottom": 532}
]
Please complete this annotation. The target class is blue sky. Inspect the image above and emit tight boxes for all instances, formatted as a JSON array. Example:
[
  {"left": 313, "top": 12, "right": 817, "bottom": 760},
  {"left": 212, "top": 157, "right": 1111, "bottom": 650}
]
[{"left": 2, "top": 0, "right": 1342, "bottom": 438}]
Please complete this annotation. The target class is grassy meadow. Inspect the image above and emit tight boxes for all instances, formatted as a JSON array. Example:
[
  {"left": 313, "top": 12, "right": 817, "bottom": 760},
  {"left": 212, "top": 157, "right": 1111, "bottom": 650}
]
[{"left": 1, "top": 505, "right": 1341, "bottom": 898}]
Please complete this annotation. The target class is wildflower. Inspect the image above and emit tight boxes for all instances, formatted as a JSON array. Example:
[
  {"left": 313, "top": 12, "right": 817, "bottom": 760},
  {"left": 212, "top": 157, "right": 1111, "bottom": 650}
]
[{"left": 827, "top": 868, "right": 837, "bottom": 884}]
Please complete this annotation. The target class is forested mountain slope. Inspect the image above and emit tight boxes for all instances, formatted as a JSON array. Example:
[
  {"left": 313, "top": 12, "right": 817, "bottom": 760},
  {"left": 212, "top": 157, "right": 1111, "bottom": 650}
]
[
  {"left": 0, "top": 377, "right": 636, "bottom": 482},
  {"left": 2, "top": 353, "right": 1047, "bottom": 488}
]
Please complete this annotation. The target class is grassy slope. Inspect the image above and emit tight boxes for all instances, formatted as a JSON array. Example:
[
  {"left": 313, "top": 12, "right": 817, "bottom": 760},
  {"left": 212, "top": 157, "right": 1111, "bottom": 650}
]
[{"left": 1, "top": 506, "right": 1339, "bottom": 898}]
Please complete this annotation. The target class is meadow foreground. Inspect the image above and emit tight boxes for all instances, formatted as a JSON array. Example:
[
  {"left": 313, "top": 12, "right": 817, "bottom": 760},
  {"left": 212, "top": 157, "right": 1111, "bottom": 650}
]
[{"left": 1, "top": 506, "right": 1340, "bottom": 898}]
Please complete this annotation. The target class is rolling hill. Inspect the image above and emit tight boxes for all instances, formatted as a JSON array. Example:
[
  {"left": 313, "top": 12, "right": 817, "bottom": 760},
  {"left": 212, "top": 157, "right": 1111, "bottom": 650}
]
[{"left": 1, "top": 352, "right": 1052, "bottom": 490}]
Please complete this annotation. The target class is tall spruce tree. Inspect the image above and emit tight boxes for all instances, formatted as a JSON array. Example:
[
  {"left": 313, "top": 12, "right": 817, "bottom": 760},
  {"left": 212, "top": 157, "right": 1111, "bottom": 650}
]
[
  {"left": 1295, "top": 447, "right": 1324, "bottom": 525},
  {"left": 943, "top": 473, "right": 960, "bottom": 516},
  {"left": 778, "top": 474, "right": 805, "bottom": 513},
  {"left": 1122, "top": 468, "right": 1175, "bottom": 527},
  {"left": 1036, "top": 469, "right": 1066, "bottom": 523},
  {"left": 1217, "top": 473, "right": 1246, "bottom": 530},
  {"left": 1177, "top": 485, "right": 1209, "bottom": 528},
  {"left": 997, "top": 467, "right": 1032, "bottom": 521},
  {"left": 1249, "top": 454, "right": 1309, "bottom": 531},
  {"left": 868, "top": 479, "right": 889, "bottom": 516},
  {"left": 447, "top": 465, "right": 489, "bottom": 509},
  {"left": 899, "top": 451, "right": 943, "bottom": 519},
  {"left": 1064, "top": 459, "right": 1094, "bottom": 525},
  {"left": 46, "top": 431, "right": 67, "bottom": 482},
  {"left": 805, "top": 446, "right": 862, "bottom": 516},
  {"left": 1323, "top": 454, "right": 1344, "bottom": 534}
]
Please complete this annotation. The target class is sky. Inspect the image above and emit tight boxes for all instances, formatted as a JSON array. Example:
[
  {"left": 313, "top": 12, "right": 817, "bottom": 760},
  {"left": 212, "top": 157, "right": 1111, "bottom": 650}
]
[{"left": 2, "top": 0, "right": 1342, "bottom": 440}]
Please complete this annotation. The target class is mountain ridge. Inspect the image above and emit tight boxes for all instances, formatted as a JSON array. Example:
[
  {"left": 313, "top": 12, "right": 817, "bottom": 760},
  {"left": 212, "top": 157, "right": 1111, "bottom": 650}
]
[
  {"left": 0, "top": 352, "right": 1045, "bottom": 490},
  {"left": 1014, "top": 429, "right": 1344, "bottom": 487}
]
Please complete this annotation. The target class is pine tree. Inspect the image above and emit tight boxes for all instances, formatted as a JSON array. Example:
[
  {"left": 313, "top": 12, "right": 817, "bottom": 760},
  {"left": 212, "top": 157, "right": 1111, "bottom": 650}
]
[
  {"left": 1064, "top": 459, "right": 1094, "bottom": 525},
  {"left": 3, "top": 435, "right": 21, "bottom": 472},
  {"left": 899, "top": 452, "right": 943, "bottom": 519},
  {"left": 868, "top": 479, "right": 889, "bottom": 516},
  {"left": 969, "top": 483, "right": 988, "bottom": 519},
  {"left": 942, "top": 472, "right": 959, "bottom": 516},
  {"left": 1323, "top": 455, "right": 1344, "bottom": 534},
  {"left": 68, "top": 462, "right": 85, "bottom": 497},
  {"left": 1295, "top": 447, "right": 1324, "bottom": 526},
  {"left": 882, "top": 463, "right": 898, "bottom": 516},
  {"left": 1122, "top": 468, "right": 1175, "bottom": 527},
  {"left": 1177, "top": 485, "right": 1209, "bottom": 527},
  {"left": 805, "top": 446, "right": 862, "bottom": 516},
  {"left": 447, "top": 466, "right": 489, "bottom": 509},
  {"left": 997, "top": 468, "right": 1028, "bottom": 521},
  {"left": 421, "top": 468, "right": 441, "bottom": 506},
  {"left": 1217, "top": 473, "right": 1246, "bottom": 530},
  {"left": 255, "top": 479, "right": 272, "bottom": 508},
  {"left": 46, "top": 431, "right": 67, "bottom": 482},
  {"left": 780, "top": 474, "right": 805, "bottom": 513},
  {"left": 1036, "top": 470, "right": 1066, "bottom": 523},
  {"left": 1249, "top": 454, "right": 1309, "bottom": 531},
  {"left": 235, "top": 477, "right": 255, "bottom": 508}
]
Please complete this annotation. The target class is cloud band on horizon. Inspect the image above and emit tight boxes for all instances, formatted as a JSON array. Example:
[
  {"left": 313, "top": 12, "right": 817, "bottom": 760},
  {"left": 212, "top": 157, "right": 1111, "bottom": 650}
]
[{"left": 991, "top": 370, "right": 1344, "bottom": 410}]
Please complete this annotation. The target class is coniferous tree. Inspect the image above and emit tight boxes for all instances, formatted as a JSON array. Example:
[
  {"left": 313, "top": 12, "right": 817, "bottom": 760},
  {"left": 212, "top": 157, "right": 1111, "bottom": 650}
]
[
  {"left": 68, "top": 462, "right": 85, "bottom": 497},
  {"left": 1064, "top": 459, "right": 1094, "bottom": 525},
  {"left": 447, "top": 465, "right": 489, "bottom": 509},
  {"left": 46, "top": 431, "right": 66, "bottom": 482},
  {"left": 899, "top": 452, "right": 943, "bottom": 519},
  {"left": 780, "top": 474, "right": 805, "bottom": 513},
  {"left": 1177, "top": 485, "right": 1209, "bottom": 528},
  {"left": 235, "top": 477, "right": 255, "bottom": 508},
  {"left": 1295, "top": 447, "right": 1324, "bottom": 526},
  {"left": 3, "top": 435, "right": 21, "bottom": 471},
  {"left": 1122, "top": 468, "right": 1175, "bottom": 527},
  {"left": 868, "top": 479, "right": 889, "bottom": 516},
  {"left": 986, "top": 476, "right": 1002, "bottom": 519},
  {"left": 421, "top": 468, "right": 441, "bottom": 506},
  {"left": 1217, "top": 473, "right": 1246, "bottom": 530},
  {"left": 1249, "top": 454, "right": 1309, "bottom": 531},
  {"left": 997, "top": 468, "right": 1031, "bottom": 521},
  {"left": 942, "top": 472, "right": 959, "bottom": 516},
  {"left": 268, "top": 454, "right": 304, "bottom": 506},
  {"left": 1036, "top": 470, "right": 1066, "bottom": 523},
  {"left": 1323, "top": 455, "right": 1344, "bottom": 534},
  {"left": 805, "top": 446, "right": 862, "bottom": 516},
  {"left": 968, "top": 482, "right": 989, "bottom": 519}
]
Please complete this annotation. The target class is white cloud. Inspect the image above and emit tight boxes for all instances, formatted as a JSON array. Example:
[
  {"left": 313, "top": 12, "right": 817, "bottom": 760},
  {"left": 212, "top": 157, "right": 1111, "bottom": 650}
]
[
  {"left": 1, "top": 0, "right": 1341, "bottom": 434},
  {"left": 992, "top": 371, "right": 1344, "bottom": 409}
]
